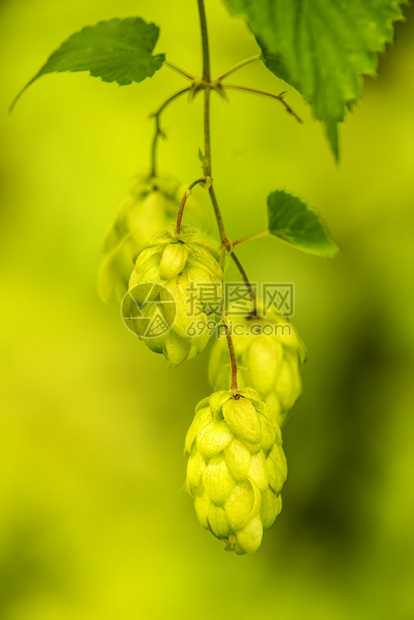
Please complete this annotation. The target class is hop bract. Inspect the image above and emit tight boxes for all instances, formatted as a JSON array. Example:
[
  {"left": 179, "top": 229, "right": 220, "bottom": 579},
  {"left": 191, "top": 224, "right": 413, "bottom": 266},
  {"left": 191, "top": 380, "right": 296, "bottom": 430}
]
[
  {"left": 209, "top": 306, "right": 306, "bottom": 428},
  {"left": 125, "top": 230, "right": 223, "bottom": 367},
  {"left": 185, "top": 388, "right": 287, "bottom": 554},
  {"left": 98, "top": 174, "right": 210, "bottom": 303}
]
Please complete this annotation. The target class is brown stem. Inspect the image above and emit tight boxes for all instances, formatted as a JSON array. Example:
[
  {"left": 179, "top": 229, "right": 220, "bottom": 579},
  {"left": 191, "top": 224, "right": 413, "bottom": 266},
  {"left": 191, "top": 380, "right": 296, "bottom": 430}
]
[
  {"left": 207, "top": 185, "right": 228, "bottom": 245},
  {"left": 175, "top": 178, "right": 206, "bottom": 234},
  {"left": 203, "top": 87, "right": 212, "bottom": 177},
  {"left": 197, "top": 0, "right": 211, "bottom": 82},
  {"left": 150, "top": 87, "right": 191, "bottom": 177},
  {"left": 222, "top": 83, "right": 303, "bottom": 124},
  {"left": 229, "top": 252, "right": 257, "bottom": 315},
  {"left": 224, "top": 322, "right": 238, "bottom": 391}
]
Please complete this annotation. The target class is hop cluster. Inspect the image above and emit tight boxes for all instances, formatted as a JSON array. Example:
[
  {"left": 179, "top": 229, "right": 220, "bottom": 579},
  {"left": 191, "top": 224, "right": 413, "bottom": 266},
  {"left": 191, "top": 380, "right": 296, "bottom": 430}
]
[
  {"left": 209, "top": 307, "right": 306, "bottom": 427},
  {"left": 98, "top": 175, "right": 209, "bottom": 303},
  {"left": 126, "top": 231, "right": 223, "bottom": 367},
  {"left": 98, "top": 174, "right": 306, "bottom": 555},
  {"left": 185, "top": 388, "right": 287, "bottom": 554}
]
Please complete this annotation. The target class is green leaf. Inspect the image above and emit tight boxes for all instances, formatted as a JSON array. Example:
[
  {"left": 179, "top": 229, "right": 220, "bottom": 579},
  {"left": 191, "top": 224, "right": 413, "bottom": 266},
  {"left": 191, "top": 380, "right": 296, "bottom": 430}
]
[
  {"left": 224, "top": 0, "right": 405, "bottom": 159},
  {"left": 11, "top": 17, "right": 165, "bottom": 111},
  {"left": 267, "top": 191, "right": 339, "bottom": 257},
  {"left": 198, "top": 148, "right": 207, "bottom": 168}
]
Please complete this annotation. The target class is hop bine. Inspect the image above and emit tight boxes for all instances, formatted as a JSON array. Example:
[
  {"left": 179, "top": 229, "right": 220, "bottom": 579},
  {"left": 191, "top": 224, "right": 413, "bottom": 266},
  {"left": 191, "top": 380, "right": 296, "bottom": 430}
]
[
  {"left": 185, "top": 388, "right": 287, "bottom": 554},
  {"left": 209, "top": 305, "right": 306, "bottom": 428},
  {"left": 124, "top": 230, "right": 223, "bottom": 367}
]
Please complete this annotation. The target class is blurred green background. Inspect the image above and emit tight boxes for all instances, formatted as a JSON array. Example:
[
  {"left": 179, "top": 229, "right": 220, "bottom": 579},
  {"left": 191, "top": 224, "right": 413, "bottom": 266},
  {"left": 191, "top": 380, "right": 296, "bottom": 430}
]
[{"left": 1, "top": 1, "right": 414, "bottom": 618}]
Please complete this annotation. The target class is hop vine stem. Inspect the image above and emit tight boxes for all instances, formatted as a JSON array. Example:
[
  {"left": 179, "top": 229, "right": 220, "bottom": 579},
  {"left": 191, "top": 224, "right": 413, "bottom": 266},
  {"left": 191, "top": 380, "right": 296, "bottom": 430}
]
[
  {"left": 222, "top": 84, "right": 303, "bottom": 124},
  {"left": 197, "top": 0, "right": 211, "bottom": 84},
  {"left": 216, "top": 54, "right": 261, "bottom": 81},
  {"left": 150, "top": 0, "right": 268, "bottom": 387},
  {"left": 164, "top": 60, "right": 195, "bottom": 81},
  {"left": 175, "top": 177, "right": 206, "bottom": 234},
  {"left": 196, "top": 0, "right": 260, "bottom": 388},
  {"left": 150, "top": 87, "right": 190, "bottom": 177},
  {"left": 224, "top": 320, "right": 239, "bottom": 391},
  {"left": 233, "top": 231, "right": 269, "bottom": 246}
]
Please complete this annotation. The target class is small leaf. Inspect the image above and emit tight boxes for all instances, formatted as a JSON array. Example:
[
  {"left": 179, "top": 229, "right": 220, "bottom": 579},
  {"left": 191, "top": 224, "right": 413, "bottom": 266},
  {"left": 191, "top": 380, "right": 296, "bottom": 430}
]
[
  {"left": 267, "top": 191, "right": 339, "bottom": 257},
  {"left": 11, "top": 17, "right": 165, "bottom": 111},
  {"left": 224, "top": 0, "right": 405, "bottom": 159},
  {"left": 198, "top": 148, "right": 209, "bottom": 174},
  {"left": 198, "top": 148, "right": 207, "bottom": 168}
]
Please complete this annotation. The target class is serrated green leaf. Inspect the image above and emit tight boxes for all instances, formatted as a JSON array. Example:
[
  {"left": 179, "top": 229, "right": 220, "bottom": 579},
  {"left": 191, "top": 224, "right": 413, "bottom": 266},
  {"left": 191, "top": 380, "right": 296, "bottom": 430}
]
[
  {"left": 224, "top": 0, "right": 405, "bottom": 159},
  {"left": 267, "top": 191, "right": 339, "bottom": 257},
  {"left": 11, "top": 17, "right": 165, "bottom": 111}
]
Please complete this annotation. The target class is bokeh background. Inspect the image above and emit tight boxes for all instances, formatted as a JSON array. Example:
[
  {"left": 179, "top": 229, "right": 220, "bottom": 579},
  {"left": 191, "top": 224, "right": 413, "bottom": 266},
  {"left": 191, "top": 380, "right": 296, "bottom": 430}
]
[{"left": 1, "top": 1, "right": 414, "bottom": 618}]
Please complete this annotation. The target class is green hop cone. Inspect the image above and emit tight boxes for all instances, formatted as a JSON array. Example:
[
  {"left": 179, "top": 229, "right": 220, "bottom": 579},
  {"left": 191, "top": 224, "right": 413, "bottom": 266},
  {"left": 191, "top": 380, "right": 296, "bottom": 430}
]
[
  {"left": 209, "top": 305, "right": 306, "bottom": 428},
  {"left": 125, "top": 230, "right": 223, "bottom": 367},
  {"left": 98, "top": 174, "right": 211, "bottom": 303},
  {"left": 185, "top": 388, "right": 287, "bottom": 554}
]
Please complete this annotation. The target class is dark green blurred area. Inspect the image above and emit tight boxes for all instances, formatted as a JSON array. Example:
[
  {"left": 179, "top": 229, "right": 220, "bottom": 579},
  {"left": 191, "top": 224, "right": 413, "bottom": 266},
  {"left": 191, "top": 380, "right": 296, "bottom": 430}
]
[{"left": 1, "top": 1, "right": 414, "bottom": 618}]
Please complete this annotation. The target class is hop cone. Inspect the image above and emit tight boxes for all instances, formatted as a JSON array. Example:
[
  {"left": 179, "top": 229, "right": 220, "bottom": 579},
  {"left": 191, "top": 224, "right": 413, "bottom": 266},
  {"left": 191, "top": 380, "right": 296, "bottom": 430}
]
[
  {"left": 185, "top": 388, "right": 287, "bottom": 554},
  {"left": 98, "top": 175, "right": 210, "bottom": 303},
  {"left": 209, "top": 307, "right": 306, "bottom": 428},
  {"left": 125, "top": 230, "right": 222, "bottom": 367}
]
